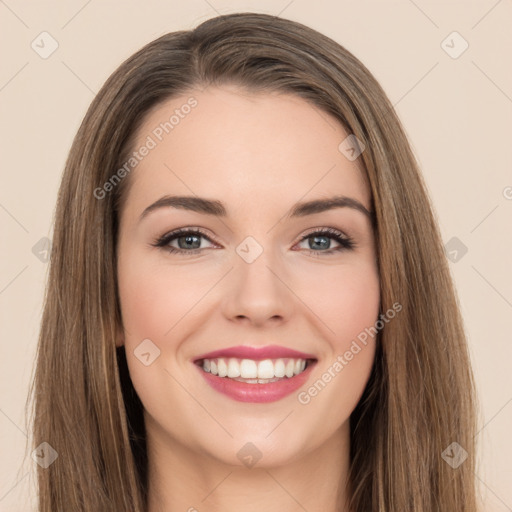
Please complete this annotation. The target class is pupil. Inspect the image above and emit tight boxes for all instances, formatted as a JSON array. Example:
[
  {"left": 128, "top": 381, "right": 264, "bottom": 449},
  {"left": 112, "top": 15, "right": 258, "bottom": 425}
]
[
  {"left": 179, "top": 235, "right": 200, "bottom": 250},
  {"left": 311, "top": 235, "right": 329, "bottom": 250}
]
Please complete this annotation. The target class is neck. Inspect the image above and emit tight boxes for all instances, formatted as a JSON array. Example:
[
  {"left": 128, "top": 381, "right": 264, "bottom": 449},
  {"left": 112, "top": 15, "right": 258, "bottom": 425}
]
[{"left": 146, "top": 415, "right": 352, "bottom": 512}]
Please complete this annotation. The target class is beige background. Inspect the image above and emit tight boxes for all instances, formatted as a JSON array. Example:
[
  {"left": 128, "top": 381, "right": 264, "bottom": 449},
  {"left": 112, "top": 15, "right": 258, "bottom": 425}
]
[{"left": 1, "top": 1, "right": 511, "bottom": 510}]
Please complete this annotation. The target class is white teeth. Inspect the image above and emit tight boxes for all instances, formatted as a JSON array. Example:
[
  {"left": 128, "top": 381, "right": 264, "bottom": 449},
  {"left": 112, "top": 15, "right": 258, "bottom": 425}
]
[
  {"left": 217, "top": 358, "right": 228, "bottom": 377},
  {"left": 285, "top": 359, "right": 295, "bottom": 378},
  {"left": 257, "top": 359, "right": 274, "bottom": 379},
  {"left": 231, "top": 376, "right": 283, "bottom": 384},
  {"left": 274, "top": 359, "right": 285, "bottom": 378},
  {"left": 240, "top": 359, "right": 258, "bottom": 378},
  {"left": 201, "top": 357, "right": 310, "bottom": 380},
  {"left": 227, "top": 359, "right": 241, "bottom": 378}
]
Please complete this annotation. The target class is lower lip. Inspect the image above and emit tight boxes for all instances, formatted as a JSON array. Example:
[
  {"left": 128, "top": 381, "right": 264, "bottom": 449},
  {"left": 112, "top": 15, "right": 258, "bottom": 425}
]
[{"left": 194, "top": 361, "right": 316, "bottom": 403}]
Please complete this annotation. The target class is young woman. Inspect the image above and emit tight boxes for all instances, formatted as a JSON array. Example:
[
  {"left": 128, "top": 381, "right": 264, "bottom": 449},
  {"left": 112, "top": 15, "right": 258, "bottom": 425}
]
[{"left": 28, "top": 12, "right": 480, "bottom": 512}]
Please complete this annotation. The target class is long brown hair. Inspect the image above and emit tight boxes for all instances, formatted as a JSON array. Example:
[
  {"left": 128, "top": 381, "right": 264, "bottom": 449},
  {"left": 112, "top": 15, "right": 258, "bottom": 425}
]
[{"left": 26, "top": 12, "right": 480, "bottom": 511}]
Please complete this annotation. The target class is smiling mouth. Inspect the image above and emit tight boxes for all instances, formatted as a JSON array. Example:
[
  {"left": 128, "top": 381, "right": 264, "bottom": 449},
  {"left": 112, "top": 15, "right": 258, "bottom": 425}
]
[{"left": 194, "top": 357, "right": 317, "bottom": 384}]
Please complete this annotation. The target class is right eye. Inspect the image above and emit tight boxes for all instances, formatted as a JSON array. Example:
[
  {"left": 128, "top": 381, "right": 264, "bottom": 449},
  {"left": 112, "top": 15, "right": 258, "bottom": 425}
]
[{"left": 152, "top": 228, "right": 218, "bottom": 255}]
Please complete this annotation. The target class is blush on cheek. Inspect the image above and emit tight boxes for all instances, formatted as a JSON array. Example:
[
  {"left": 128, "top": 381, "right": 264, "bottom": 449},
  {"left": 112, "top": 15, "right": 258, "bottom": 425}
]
[
  {"left": 308, "top": 269, "right": 380, "bottom": 343},
  {"left": 118, "top": 261, "right": 182, "bottom": 337}
]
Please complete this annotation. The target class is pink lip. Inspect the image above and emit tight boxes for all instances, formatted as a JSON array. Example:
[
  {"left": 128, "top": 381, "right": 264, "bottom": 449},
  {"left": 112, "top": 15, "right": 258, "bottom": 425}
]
[
  {"left": 193, "top": 344, "right": 317, "bottom": 362},
  {"left": 194, "top": 361, "right": 317, "bottom": 403}
]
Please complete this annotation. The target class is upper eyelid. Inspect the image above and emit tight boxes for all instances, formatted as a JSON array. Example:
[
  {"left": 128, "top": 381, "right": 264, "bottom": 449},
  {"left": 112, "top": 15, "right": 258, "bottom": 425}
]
[
  {"left": 159, "top": 226, "right": 350, "bottom": 242},
  {"left": 299, "top": 226, "right": 350, "bottom": 239},
  {"left": 155, "top": 226, "right": 353, "bottom": 251},
  {"left": 164, "top": 227, "right": 218, "bottom": 244}
]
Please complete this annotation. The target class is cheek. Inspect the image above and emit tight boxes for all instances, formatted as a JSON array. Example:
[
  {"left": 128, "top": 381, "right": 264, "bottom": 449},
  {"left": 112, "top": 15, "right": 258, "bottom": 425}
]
[
  {"left": 117, "top": 254, "right": 210, "bottom": 340},
  {"left": 299, "top": 261, "right": 381, "bottom": 347},
  {"left": 294, "top": 263, "right": 380, "bottom": 410},
  {"left": 117, "top": 255, "right": 202, "bottom": 420}
]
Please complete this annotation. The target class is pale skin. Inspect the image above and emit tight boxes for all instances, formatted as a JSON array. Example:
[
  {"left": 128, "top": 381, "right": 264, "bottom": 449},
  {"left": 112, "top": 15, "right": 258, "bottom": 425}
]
[{"left": 116, "top": 84, "right": 380, "bottom": 512}]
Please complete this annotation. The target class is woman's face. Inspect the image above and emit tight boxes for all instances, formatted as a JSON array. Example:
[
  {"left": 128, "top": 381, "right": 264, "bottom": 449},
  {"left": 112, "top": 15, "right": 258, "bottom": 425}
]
[{"left": 116, "top": 85, "right": 380, "bottom": 467}]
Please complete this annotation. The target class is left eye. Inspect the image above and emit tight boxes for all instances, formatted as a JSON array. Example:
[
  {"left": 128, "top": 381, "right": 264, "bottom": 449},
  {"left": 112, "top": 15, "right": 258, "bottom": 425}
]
[
  {"left": 296, "top": 228, "right": 355, "bottom": 254},
  {"left": 152, "top": 227, "right": 355, "bottom": 255}
]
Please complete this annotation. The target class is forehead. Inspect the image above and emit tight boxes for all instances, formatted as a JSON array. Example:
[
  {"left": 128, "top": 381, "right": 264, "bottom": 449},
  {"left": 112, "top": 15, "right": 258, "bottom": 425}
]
[{"left": 124, "top": 85, "right": 370, "bottom": 216}]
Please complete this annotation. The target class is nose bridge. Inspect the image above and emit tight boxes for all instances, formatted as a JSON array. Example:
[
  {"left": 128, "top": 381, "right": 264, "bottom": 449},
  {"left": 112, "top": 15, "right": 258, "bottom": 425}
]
[{"left": 223, "top": 234, "right": 292, "bottom": 324}]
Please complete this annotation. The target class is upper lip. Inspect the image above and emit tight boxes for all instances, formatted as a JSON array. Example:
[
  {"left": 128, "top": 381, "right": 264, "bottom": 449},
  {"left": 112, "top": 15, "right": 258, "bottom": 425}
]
[{"left": 193, "top": 344, "right": 317, "bottom": 363}]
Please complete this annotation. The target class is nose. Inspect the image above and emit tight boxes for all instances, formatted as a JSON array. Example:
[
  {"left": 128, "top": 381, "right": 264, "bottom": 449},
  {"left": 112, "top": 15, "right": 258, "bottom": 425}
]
[{"left": 221, "top": 249, "right": 294, "bottom": 327}]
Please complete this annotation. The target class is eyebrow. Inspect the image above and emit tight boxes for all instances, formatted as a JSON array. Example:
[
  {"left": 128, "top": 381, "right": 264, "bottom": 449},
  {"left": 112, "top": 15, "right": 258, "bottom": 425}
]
[{"left": 139, "top": 194, "right": 375, "bottom": 223}]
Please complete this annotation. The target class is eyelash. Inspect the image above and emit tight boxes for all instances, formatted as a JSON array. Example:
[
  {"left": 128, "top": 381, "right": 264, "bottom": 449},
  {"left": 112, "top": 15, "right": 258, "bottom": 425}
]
[{"left": 151, "top": 227, "right": 356, "bottom": 257}]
